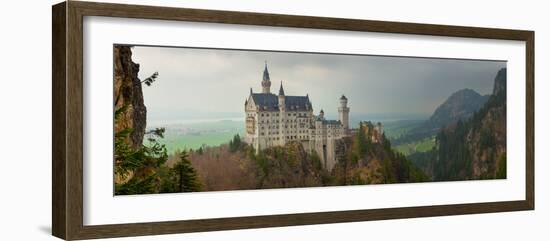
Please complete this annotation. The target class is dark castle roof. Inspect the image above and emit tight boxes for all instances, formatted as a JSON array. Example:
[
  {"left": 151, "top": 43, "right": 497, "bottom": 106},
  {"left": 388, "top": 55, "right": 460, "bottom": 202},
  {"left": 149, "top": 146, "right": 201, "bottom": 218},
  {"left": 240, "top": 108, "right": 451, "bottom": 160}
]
[
  {"left": 323, "top": 120, "right": 341, "bottom": 125},
  {"left": 251, "top": 93, "right": 312, "bottom": 111},
  {"left": 278, "top": 82, "right": 285, "bottom": 96}
]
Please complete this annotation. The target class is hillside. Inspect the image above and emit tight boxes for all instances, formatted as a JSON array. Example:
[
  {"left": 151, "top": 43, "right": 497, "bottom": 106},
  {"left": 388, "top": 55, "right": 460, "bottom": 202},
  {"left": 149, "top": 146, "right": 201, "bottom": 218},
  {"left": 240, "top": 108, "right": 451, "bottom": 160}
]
[
  {"left": 428, "top": 89, "right": 490, "bottom": 129},
  {"left": 331, "top": 135, "right": 429, "bottom": 185},
  {"left": 169, "top": 122, "right": 430, "bottom": 192},
  {"left": 410, "top": 68, "right": 507, "bottom": 180},
  {"left": 393, "top": 88, "right": 489, "bottom": 145}
]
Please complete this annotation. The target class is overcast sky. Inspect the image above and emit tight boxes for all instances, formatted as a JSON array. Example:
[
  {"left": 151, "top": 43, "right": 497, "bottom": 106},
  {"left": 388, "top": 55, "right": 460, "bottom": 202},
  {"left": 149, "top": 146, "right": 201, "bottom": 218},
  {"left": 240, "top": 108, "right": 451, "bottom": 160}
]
[{"left": 130, "top": 45, "right": 505, "bottom": 122}]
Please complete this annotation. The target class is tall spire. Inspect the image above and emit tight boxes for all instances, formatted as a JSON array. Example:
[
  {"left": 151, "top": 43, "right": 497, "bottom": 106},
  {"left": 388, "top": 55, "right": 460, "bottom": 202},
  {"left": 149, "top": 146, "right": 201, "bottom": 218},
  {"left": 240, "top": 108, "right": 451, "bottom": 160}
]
[
  {"left": 261, "top": 61, "right": 271, "bottom": 93},
  {"left": 263, "top": 61, "right": 270, "bottom": 82},
  {"left": 278, "top": 81, "right": 285, "bottom": 96}
]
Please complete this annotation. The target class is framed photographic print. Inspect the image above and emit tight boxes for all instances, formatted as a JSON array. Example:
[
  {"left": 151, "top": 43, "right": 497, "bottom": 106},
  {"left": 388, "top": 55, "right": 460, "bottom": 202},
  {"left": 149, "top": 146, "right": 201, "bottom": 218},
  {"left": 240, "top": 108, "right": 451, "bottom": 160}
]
[{"left": 52, "top": 1, "right": 534, "bottom": 240}]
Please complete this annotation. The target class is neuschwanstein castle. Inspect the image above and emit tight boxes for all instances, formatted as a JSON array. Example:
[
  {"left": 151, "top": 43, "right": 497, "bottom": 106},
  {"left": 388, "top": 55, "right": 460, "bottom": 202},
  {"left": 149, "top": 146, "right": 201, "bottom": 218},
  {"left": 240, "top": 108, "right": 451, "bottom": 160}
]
[{"left": 244, "top": 63, "right": 351, "bottom": 170}]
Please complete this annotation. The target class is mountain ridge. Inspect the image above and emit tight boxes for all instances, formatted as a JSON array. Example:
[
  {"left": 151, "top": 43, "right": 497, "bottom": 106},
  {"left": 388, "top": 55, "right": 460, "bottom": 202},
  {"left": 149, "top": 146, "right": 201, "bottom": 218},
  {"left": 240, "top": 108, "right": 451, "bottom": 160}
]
[
  {"left": 393, "top": 88, "right": 490, "bottom": 145},
  {"left": 410, "top": 68, "right": 507, "bottom": 180}
]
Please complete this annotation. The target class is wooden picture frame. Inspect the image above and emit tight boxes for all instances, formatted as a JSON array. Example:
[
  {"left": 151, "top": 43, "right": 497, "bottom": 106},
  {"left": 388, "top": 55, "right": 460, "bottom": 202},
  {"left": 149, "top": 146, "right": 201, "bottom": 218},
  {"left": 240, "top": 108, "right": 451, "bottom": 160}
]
[{"left": 52, "top": 1, "right": 534, "bottom": 240}]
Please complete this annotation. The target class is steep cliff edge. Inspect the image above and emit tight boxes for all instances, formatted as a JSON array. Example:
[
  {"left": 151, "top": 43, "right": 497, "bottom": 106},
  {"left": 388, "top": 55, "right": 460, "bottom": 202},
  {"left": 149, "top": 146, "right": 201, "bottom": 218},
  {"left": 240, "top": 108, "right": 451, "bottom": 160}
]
[
  {"left": 113, "top": 46, "right": 148, "bottom": 186},
  {"left": 114, "top": 45, "right": 146, "bottom": 149},
  {"left": 410, "top": 68, "right": 507, "bottom": 180},
  {"left": 467, "top": 68, "right": 507, "bottom": 178}
]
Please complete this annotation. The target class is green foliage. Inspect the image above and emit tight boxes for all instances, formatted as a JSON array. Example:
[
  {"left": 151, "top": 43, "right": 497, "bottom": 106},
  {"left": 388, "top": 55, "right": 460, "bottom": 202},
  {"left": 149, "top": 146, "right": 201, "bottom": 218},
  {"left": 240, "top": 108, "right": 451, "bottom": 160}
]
[
  {"left": 496, "top": 154, "right": 507, "bottom": 179},
  {"left": 350, "top": 174, "right": 366, "bottom": 185},
  {"left": 169, "top": 151, "right": 202, "bottom": 192},
  {"left": 349, "top": 123, "right": 368, "bottom": 165},
  {"left": 146, "top": 127, "right": 165, "bottom": 139},
  {"left": 197, "top": 145, "right": 204, "bottom": 155},
  {"left": 141, "top": 71, "right": 159, "bottom": 86},
  {"left": 310, "top": 151, "right": 323, "bottom": 171},
  {"left": 114, "top": 105, "right": 168, "bottom": 195},
  {"left": 229, "top": 134, "right": 243, "bottom": 152},
  {"left": 381, "top": 156, "right": 396, "bottom": 183},
  {"left": 115, "top": 174, "right": 157, "bottom": 195},
  {"left": 252, "top": 151, "right": 269, "bottom": 187},
  {"left": 394, "top": 136, "right": 435, "bottom": 156},
  {"left": 433, "top": 120, "right": 473, "bottom": 180},
  {"left": 416, "top": 78, "right": 507, "bottom": 181},
  {"left": 333, "top": 124, "right": 430, "bottom": 185}
]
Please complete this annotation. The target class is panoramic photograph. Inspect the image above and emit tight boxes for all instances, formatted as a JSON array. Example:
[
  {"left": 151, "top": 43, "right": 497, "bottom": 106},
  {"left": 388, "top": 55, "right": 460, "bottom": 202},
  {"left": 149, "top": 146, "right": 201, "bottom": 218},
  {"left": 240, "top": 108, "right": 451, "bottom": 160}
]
[{"left": 113, "top": 45, "right": 507, "bottom": 195}]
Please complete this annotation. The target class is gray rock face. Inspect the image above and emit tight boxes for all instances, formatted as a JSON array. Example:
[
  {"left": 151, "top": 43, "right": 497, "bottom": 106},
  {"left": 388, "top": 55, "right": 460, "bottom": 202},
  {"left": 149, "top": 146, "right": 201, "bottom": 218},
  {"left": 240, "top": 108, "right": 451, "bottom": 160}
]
[
  {"left": 492, "top": 68, "right": 507, "bottom": 97},
  {"left": 114, "top": 46, "right": 147, "bottom": 149}
]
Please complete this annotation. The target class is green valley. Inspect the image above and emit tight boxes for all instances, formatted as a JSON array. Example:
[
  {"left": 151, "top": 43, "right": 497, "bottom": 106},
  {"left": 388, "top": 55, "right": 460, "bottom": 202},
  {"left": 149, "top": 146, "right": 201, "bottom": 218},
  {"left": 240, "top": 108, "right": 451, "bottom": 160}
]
[
  {"left": 394, "top": 136, "right": 435, "bottom": 156},
  {"left": 148, "top": 120, "right": 245, "bottom": 154}
]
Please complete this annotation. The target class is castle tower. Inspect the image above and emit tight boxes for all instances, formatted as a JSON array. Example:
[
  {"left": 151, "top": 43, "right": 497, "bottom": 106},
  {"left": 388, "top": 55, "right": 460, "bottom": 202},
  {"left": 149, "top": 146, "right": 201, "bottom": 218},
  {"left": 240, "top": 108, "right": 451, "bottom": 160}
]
[
  {"left": 319, "top": 109, "right": 325, "bottom": 119},
  {"left": 261, "top": 62, "right": 271, "bottom": 93},
  {"left": 278, "top": 81, "right": 285, "bottom": 111},
  {"left": 338, "top": 95, "right": 350, "bottom": 131}
]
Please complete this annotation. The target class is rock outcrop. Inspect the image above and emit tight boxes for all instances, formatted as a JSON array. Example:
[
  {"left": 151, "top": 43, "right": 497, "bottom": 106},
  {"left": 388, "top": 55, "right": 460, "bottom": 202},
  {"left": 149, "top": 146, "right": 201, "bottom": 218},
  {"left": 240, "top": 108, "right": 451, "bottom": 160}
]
[
  {"left": 113, "top": 46, "right": 147, "bottom": 185},
  {"left": 413, "top": 68, "right": 507, "bottom": 180},
  {"left": 114, "top": 46, "right": 147, "bottom": 149},
  {"left": 492, "top": 68, "right": 507, "bottom": 96}
]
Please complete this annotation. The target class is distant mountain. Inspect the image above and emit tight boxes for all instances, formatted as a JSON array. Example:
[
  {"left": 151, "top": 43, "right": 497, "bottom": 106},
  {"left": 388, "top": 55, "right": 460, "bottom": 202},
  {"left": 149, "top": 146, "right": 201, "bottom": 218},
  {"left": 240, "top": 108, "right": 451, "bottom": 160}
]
[
  {"left": 393, "top": 89, "right": 489, "bottom": 145},
  {"left": 410, "top": 68, "right": 507, "bottom": 180},
  {"left": 427, "top": 89, "right": 490, "bottom": 129}
]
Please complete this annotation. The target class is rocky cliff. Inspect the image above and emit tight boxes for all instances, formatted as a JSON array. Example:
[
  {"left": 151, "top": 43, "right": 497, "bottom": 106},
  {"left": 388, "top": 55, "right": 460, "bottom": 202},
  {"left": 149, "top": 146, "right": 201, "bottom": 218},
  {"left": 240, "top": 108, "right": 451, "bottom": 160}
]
[
  {"left": 492, "top": 68, "right": 507, "bottom": 96},
  {"left": 114, "top": 45, "right": 147, "bottom": 149},
  {"left": 467, "top": 68, "right": 507, "bottom": 178},
  {"left": 412, "top": 68, "right": 507, "bottom": 180},
  {"left": 113, "top": 46, "right": 148, "bottom": 185},
  {"left": 331, "top": 135, "right": 429, "bottom": 185}
]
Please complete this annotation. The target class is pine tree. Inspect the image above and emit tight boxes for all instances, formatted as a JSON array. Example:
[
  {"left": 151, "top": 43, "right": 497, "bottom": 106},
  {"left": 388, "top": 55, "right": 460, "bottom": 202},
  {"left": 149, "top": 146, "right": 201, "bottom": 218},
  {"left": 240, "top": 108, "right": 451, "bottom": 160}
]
[
  {"left": 229, "top": 134, "right": 242, "bottom": 152},
  {"left": 172, "top": 151, "right": 202, "bottom": 192},
  {"left": 114, "top": 105, "right": 168, "bottom": 195}
]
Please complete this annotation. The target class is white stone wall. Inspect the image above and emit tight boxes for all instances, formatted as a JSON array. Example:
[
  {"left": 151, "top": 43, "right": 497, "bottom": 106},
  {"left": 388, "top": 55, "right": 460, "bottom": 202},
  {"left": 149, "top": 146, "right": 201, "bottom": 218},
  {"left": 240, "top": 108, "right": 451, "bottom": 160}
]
[{"left": 245, "top": 96, "right": 348, "bottom": 171}]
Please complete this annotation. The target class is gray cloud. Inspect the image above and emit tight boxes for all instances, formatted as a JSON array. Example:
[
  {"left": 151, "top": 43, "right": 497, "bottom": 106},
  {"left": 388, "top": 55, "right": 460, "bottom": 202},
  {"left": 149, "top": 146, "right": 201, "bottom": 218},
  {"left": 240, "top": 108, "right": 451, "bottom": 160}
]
[{"left": 130, "top": 45, "right": 505, "bottom": 122}]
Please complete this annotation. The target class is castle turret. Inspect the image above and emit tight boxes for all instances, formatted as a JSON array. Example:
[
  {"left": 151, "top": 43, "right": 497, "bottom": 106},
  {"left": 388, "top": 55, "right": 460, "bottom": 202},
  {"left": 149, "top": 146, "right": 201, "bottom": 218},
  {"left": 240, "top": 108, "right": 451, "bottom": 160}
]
[
  {"left": 278, "top": 81, "right": 285, "bottom": 111},
  {"left": 338, "top": 95, "right": 350, "bottom": 131},
  {"left": 319, "top": 109, "right": 325, "bottom": 119},
  {"left": 261, "top": 61, "right": 271, "bottom": 93}
]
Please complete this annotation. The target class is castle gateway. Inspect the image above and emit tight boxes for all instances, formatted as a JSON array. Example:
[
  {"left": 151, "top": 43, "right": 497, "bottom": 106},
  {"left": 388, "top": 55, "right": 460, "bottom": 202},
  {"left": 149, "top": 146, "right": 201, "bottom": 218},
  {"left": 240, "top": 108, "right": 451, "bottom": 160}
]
[{"left": 244, "top": 63, "right": 350, "bottom": 170}]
